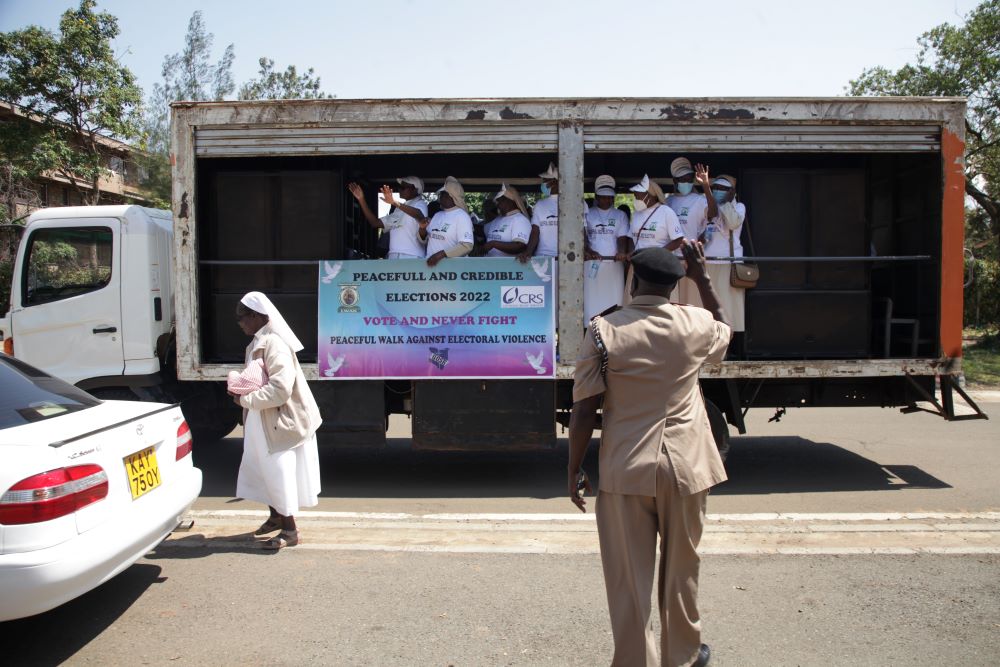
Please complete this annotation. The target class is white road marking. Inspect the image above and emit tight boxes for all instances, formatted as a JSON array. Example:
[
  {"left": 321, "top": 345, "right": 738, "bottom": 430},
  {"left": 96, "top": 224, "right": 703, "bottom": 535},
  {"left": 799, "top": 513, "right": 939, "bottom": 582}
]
[{"left": 165, "top": 510, "right": 1000, "bottom": 555}]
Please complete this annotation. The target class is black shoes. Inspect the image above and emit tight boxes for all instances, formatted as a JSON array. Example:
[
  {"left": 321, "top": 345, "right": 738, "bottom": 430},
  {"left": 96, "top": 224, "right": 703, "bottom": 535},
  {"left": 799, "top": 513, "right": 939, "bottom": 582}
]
[{"left": 693, "top": 644, "right": 711, "bottom": 667}]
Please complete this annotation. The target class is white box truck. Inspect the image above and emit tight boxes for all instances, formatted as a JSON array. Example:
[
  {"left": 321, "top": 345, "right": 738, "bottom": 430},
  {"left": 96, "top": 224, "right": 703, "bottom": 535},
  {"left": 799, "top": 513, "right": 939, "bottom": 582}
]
[{"left": 1, "top": 97, "right": 986, "bottom": 452}]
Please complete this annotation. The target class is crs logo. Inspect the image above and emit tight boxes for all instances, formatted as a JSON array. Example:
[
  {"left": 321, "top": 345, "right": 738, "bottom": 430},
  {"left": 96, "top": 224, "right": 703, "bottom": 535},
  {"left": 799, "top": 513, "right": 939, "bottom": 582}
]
[{"left": 500, "top": 285, "right": 545, "bottom": 308}]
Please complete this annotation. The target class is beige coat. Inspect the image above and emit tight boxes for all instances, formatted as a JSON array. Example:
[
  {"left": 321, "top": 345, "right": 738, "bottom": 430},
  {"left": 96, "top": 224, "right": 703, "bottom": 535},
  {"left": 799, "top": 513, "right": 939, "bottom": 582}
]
[
  {"left": 573, "top": 295, "right": 730, "bottom": 496},
  {"left": 239, "top": 323, "right": 322, "bottom": 454}
]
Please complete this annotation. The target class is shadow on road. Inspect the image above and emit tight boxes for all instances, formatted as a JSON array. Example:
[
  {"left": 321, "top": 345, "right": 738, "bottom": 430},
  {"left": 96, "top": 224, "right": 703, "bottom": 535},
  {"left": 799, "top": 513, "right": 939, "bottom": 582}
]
[
  {"left": 193, "top": 433, "right": 950, "bottom": 500},
  {"left": 0, "top": 564, "right": 164, "bottom": 664},
  {"left": 713, "top": 436, "right": 951, "bottom": 495},
  {"left": 145, "top": 532, "right": 285, "bottom": 559}
]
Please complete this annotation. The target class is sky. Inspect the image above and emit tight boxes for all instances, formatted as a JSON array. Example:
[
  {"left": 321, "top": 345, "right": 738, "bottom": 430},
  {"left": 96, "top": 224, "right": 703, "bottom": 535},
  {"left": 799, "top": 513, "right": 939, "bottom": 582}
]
[{"left": 0, "top": 0, "right": 983, "bottom": 101}]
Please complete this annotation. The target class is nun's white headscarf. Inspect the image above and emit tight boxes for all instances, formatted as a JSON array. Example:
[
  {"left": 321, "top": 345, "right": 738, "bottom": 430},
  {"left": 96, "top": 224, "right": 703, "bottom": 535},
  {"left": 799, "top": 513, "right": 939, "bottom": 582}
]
[
  {"left": 437, "top": 176, "right": 468, "bottom": 212},
  {"left": 241, "top": 291, "right": 304, "bottom": 353}
]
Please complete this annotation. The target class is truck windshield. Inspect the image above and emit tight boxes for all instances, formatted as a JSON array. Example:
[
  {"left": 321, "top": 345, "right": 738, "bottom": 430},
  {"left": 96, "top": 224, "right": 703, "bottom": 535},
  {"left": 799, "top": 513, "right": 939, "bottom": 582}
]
[{"left": 0, "top": 355, "right": 100, "bottom": 428}]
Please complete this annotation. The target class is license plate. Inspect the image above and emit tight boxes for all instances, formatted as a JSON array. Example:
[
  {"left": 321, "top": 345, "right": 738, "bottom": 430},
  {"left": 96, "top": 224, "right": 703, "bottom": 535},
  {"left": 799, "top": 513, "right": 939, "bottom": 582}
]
[{"left": 124, "top": 446, "right": 161, "bottom": 500}]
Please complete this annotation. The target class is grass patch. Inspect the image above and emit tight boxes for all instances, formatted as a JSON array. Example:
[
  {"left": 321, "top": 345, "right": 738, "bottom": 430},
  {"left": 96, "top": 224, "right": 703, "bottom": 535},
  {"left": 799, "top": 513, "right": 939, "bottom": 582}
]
[{"left": 963, "top": 329, "right": 1000, "bottom": 387}]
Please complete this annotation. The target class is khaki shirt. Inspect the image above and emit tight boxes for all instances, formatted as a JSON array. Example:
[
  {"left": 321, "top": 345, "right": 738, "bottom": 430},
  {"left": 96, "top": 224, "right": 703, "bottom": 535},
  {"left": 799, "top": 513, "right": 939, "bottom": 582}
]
[{"left": 573, "top": 295, "right": 731, "bottom": 497}]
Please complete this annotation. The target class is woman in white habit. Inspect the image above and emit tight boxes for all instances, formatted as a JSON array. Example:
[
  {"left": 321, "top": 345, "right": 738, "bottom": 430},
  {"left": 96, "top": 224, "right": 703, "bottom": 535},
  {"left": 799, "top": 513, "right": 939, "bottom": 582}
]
[{"left": 232, "top": 291, "right": 322, "bottom": 550}]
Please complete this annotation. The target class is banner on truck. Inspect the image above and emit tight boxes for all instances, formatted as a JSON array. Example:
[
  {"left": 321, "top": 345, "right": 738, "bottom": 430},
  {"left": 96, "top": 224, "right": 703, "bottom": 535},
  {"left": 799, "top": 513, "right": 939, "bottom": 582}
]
[{"left": 317, "top": 257, "right": 556, "bottom": 379}]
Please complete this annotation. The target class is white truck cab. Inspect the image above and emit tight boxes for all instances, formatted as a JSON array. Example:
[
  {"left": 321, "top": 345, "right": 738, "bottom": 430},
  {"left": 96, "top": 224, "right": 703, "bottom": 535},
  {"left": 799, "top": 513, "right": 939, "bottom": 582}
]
[
  {"left": 1, "top": 205, "right": 238, "bottom": 441},
  {"left": 4, "top": 206, "right": 172, "bottom": 385}
]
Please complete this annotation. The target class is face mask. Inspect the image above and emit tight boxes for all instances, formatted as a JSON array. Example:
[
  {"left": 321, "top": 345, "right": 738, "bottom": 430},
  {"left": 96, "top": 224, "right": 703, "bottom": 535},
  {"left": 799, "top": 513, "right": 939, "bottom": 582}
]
[
  {"left": 633, "top": 196, "right": 648, "bottom": 212},
  {"left": 712, "top": 189, "right": 728, "bottom": 204},
  {"left": 540, "top": 183, "right": 551, "bottom": 197},
  {"left": 675, "top": 182, "right": 694, "bottom": 195}
]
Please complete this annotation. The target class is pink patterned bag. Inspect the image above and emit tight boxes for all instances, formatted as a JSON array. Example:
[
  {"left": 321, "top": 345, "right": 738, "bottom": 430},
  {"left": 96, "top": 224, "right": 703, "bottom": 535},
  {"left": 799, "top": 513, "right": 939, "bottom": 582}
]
[{"left": 227, "top": 358, "right": 268, "bottom": 395}]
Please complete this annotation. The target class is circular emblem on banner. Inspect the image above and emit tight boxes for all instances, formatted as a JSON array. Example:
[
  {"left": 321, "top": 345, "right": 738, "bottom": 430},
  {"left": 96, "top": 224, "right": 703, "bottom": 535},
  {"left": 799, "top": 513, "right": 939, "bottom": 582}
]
[{"left": 338, "top": 284, "right": 361, "bottom": 312}]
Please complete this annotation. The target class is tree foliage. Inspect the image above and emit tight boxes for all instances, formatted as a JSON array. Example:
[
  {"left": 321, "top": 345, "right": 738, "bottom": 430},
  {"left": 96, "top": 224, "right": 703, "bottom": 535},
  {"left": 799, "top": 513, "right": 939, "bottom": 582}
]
[
  {"left": 140, "top": 11, "right": 330, "bottom": 206},
  {"left": 848, "top": 0, "right": 1000, "bottom": 255},
  {"left": 238, "top": 58, "right": 328, "bottom": 101},
  {"left": 0, "top": 0, "right": 143, "bottom": 207},
  {"left": 138, "top": 10, "right": 236, "bottom": 206}
]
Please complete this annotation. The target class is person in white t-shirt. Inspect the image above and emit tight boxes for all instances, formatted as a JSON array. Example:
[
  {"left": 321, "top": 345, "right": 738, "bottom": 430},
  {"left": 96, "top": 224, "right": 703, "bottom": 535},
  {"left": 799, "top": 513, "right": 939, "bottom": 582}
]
[
  {"left": 628, "top": 175, "right": 684, "bottom": 252},
  {"left": 667, "top": 158, "right": 719, "bottom": 306},
  {"left": 484, "top": 183, "right": 532, "bottom": 258},
  {"left": 419, "top": 176, "right": 475, "bottom": 267},
  {"left": 622, "top": 175, "right": 683, "bottom": 306},
  {"left": 701, "top": 174, "right": 747, "bottom": 335},
  {"left": 521, "top": 162, "right": 560, "bottom": 263},
  {"left": 583, "top": 175, "right": 631, "bottom": 322},
  {"left": 348, "top": 176, "right": 429, "bottom": 259}
]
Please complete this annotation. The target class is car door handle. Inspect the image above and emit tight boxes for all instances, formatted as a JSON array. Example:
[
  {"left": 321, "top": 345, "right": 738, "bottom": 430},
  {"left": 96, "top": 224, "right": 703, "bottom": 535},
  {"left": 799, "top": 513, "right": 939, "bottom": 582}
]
[{"left": 92, "top": 326, "right": 118, "bottom": 334}]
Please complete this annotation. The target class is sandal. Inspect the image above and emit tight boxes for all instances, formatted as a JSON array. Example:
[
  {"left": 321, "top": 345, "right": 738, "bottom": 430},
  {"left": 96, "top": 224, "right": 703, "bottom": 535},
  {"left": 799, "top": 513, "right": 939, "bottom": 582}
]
[
  {"left": 253, "top": 518, "right": 282, "bottom": 536},
  {"left": 262, "top": 530, "right": 299, "bottom": 550}
]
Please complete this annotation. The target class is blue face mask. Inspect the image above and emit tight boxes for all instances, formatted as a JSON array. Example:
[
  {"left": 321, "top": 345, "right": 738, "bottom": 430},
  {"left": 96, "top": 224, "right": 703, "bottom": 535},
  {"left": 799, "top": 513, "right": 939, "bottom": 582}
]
[
  {"left": 540, "top": 182, "right": 551, "bottom": 197},
  {"left": 675, "top": 182, "right": 694, "bottom": 195},
  {"left": 712, "top": 190, "right": 728, "bottom": 204}
]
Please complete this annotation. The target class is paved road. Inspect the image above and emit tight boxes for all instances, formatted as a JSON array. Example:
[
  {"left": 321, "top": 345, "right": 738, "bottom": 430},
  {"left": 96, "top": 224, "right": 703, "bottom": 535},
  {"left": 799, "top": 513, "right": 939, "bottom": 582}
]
[{"left": 2, "top": 402, "right": 998, "bottom": 665}]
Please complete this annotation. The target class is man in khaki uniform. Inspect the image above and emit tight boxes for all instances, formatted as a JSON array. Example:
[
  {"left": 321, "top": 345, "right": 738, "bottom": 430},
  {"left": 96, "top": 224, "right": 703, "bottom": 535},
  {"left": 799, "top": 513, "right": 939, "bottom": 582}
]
[{"left": 569, "top": 241, "right": 730, "bottom": 667}]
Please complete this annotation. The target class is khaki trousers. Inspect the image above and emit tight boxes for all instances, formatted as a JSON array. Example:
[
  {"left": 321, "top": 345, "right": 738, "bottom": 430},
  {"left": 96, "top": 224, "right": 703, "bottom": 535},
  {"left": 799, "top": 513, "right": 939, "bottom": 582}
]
[{"left": 596, "top": 459, "right": 708, "bottom": 667}]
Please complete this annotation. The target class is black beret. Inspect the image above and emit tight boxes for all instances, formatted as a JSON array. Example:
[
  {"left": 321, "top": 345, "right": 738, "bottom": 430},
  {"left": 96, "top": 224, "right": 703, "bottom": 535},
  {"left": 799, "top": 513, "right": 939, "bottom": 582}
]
[{"left": 630, "top": 247, "right": 686, "bottom": 286}]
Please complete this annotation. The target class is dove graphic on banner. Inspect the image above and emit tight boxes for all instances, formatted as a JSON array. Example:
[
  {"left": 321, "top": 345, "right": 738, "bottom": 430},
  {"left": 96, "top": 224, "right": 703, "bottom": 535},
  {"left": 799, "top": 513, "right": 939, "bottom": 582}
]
[
  {"left": 525, "top": 351, "right": 547, "bottom": 374},
  {"left": 530, "top": 259, "right": 551, "bottom": 282},
  {"left": 321, "top": 261, "right": 343, "bottom": 284},
  {"left": 323, "top": 352, "right": 345, "bottom": 377}
]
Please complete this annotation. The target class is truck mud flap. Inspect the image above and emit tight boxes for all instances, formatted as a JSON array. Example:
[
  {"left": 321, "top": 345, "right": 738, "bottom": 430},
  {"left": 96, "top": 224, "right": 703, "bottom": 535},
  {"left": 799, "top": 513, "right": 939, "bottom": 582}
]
[{"left": 412, "top": 380, "right": 555, "bottom": 451}]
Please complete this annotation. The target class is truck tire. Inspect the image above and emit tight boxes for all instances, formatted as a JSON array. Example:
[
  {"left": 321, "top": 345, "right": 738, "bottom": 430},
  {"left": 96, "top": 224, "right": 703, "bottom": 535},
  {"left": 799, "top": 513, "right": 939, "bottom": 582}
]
[
  {"left": 169, "top": 382, "right": 242, "bottom": 444},
  {"left": 705, "top": 399, "right": 731, "bottom": 462}
]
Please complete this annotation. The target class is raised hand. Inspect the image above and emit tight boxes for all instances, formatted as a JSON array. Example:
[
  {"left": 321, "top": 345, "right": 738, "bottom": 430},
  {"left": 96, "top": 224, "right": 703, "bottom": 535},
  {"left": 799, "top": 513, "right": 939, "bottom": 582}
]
[
  {"left": 681, "top": 238, "right": 709, "bottom": 282},
  {"left": 380, "top": 184, "right": 399, "bottom": 207},
  {"left": 694, "top": 163, "right": 711, "bottom": 190},
  {"left": 347, "top": 182, "right": 365, "bottom": 201}
]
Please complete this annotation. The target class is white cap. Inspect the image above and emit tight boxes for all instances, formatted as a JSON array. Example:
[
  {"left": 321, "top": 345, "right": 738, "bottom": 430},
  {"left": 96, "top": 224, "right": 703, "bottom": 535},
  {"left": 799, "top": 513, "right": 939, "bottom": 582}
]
[
  {"left": 629, "top": 175, "right": 650, "bottom": 193},
  {"left": 539, "top": 162, "right": 559, "bottom": 180},
  {"left": 712, "top": 174, "right": 737, "bottom": 189},
  {"left": 594, "top": 174, "right": 616, "bottom": 196},
  {"left": 670, "top": 157, "right": 694, "bottom": 178},
  {"left": 397, "top": 176, "right": 424, "bottom": 194}
]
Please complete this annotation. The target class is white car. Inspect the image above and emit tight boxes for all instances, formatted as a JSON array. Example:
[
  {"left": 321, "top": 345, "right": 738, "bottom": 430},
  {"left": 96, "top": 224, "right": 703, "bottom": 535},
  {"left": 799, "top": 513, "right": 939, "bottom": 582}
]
[{"left": 0, "top": 354, "right": 202, "bottom": 621}]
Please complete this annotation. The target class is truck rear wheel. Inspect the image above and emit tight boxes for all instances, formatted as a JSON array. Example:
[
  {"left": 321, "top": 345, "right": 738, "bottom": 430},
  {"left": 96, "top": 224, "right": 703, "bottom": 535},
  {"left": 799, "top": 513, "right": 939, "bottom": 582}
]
[
  {"left": 88, "top": 384, "right": 240, "bottom": 443},
  {"left": 169, "top": 382, "right": 242, "bottom": 443}
]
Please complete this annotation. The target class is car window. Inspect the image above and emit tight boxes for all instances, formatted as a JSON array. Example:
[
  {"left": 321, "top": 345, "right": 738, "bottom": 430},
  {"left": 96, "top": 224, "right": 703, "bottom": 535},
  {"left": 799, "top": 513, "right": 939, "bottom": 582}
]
[
  {"left": 0, "top": 355, "right": 100, "bottom": 428},
  {"left": 23, "top": 227, "right": 113, "bottom": 307}
]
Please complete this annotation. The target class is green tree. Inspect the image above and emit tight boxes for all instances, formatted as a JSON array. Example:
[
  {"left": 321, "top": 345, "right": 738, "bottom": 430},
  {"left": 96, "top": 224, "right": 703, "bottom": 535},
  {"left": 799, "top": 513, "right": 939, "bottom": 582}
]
[
  {"left": 0, "top": 0, "right": 144, "bottom": 207},
  {"left": 848, "top": 0, "right": 1000, "bottom": 256},
  {"left": 140, "top": 12, "right": 331, "bottom": 205},
  {"left": 139, "top": 10, "right": 236, "bottom": 206},
  {"left": 238, "top": 58, "right": 329, "bottom": 100}
]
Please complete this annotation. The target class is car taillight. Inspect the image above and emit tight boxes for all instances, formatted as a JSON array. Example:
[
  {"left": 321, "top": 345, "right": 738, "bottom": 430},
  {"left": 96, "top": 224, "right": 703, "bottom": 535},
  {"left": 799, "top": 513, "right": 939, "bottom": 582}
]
[
  {"left": 176, "top": 421, "right": 192, "bottom": 460},
  {"left": 0, "top": 464, "right": 108, "bottom": 525},
  {"left": 3, "top": 337, "right": 12, "bottom": 355}
]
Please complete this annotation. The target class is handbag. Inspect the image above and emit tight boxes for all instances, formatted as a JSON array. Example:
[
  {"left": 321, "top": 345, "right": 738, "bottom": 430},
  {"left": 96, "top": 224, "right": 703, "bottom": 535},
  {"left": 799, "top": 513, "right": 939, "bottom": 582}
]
[{"left": 729, "top": 215, "right": 759, "bottom": 289}]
